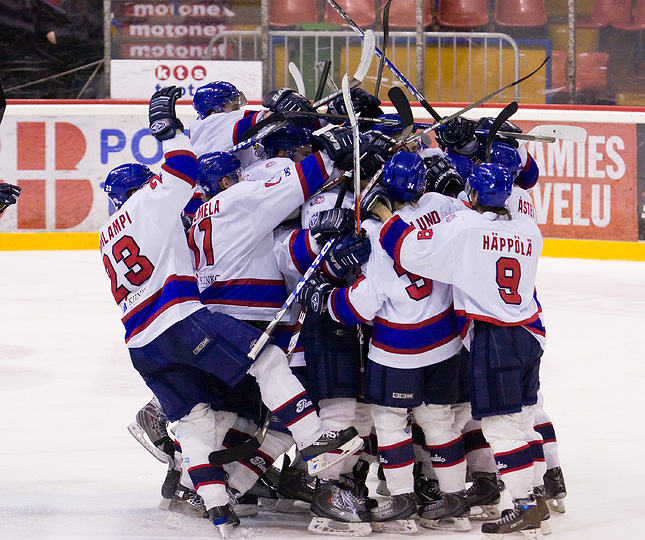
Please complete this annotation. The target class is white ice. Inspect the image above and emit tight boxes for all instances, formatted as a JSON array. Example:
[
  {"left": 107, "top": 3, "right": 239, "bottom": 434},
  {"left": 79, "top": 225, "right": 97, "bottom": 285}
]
[{"left": 2, "top": 251, "right": 644, "bottom": 539}]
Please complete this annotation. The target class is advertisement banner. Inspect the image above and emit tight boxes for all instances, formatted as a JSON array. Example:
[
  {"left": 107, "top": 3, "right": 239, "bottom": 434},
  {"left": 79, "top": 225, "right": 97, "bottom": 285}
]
[{"left": 111, "top": 59, "right": 263, "bottom": 101}]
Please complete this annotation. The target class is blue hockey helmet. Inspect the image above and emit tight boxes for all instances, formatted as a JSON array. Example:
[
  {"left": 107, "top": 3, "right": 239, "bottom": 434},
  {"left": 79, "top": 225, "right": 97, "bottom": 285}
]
[
  {"left": 193, "top": 81, "right": 247, "bottom": 119},
  {"left": 382, "top": 151, "right": 427, "bottom": 202},
  {"left": 197, "top": 151, "right": 242, "bottom": 195},
  {"left": 103, "top": 163, "right": 154, "bottom": 207},
  {"left": 445, "top": 152, "right": 473, "bottom": 181},
  {"left": 465, "top": 163, "right": 514, "bottom": 207},
  {"left": 372, "top": 113, "right": 403, "bottom": 139},
  {"left": 261, "top": 125, "right": 313, "bottom": 159},
  {"left": 475, "top": 142, "right": 522, "bottom": 177}
]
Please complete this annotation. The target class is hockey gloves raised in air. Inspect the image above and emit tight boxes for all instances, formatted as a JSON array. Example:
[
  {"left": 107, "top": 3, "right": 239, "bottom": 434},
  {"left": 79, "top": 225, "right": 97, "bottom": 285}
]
[
  {"left": 296, "top": 274, "right": 334, "bottom": 315},
  {"left": 262, "top": 88, "right": 317, "bottom": 129},
  {"left": 476, "top": 116, "right": 522, "bottom": 148},
  {"left": 149, "top": 86, "right": 185, "bottom": 141},
  {"left": 435, "top": 116, "right": 479, "bottom": 156},
  {"left": 0, "top": 182, "right": 21, "bottom": 214},
  {"left": 309, "top": 207, "right": 355, "bottom": 246},
  {"left": 360, "top": 184, "right": 393, "bottom": 219},
  {"left": 326, "top": 231, "right": 371, "bottom": 280},
  {"left": 312, "top": 126, "right": 356, "bottom": 171},
  {"left": 424, "top": 155, "right": 464, "bottom": 198},
  {"left": 326, "top": 88, "right": 383, "bottom": 125},
  {"left": 360, "top": 130, "right": 397, "bottom": 177}
]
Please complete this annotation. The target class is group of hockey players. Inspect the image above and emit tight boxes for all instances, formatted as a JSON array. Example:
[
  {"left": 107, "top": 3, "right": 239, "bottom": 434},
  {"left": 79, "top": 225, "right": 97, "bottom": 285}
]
[{"left": 100, "top": 79, "right": 567, "bottom": 539}]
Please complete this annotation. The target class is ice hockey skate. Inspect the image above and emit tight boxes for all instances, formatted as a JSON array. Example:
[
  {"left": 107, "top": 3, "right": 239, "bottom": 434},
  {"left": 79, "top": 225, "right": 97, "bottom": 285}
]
[
  {"left": 308, "top": 479, "right": 372, "bottom": 536},
  {"left": 418, "top": 490, "right": 471, "bottom": 532},
  {"left": 208, "top": 503, "right": 240, "bottom": 538},
  {"left": 275, "top": 454, "right": 315, "bottom": 513},
  {"left": 481, "top": 498, "right": 543, "bottom": 539},
  {"left": 300, "top": 427, "right": 363, "bottom": 476},
  {"left": 533, "top": 487, "right": 552, "bottom": 535},
  {"left": 414, "top": 474, "right": 442, "bottom": 505},
  {"left": 543, "top": 466, "right": 567, "bottom": 513},
  {"left": 167, "top": 484, "right": 207, "bottom": 518},
  {"left": 370, "top": 492, "right": 418, "bottom": 534},
  {"left": 228, "top": 487, "right": 259, "bottom": 518},
  {"left": 127, "top": 398, "right": 175, "bottom": 464},
  {"left": 467, "top": 471, "right": 502, "bottom": 520}
]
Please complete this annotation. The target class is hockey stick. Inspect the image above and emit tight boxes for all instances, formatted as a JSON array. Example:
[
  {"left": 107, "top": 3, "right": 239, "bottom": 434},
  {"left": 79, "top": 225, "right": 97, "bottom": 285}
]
[
  {"left": 0, "top": 80, "right": 5, "bottom": 125},
  {"left": 289, "top": 62, "right": 307, "bottom": 96},
  {"left": 342, "top": 73, "right": 362, "bottom": 234},
  {"left": 374, "top": 0, "right": 392, "bottom": 98},
  {"left": 404, "top": 57, "right": 549, "bottom": 146},
  {"left": 485, "top": 101, "right": 519, "bottom": 161},
  {"left": 518, "top": 124, "right": 587, "bottom": 147},
  {"left": 388, "top": 86, "right": 415, "bottom": 143},
  {"left": 315, "top": 60, "right": 334, "bottom": 101},
  {"left": 209, "top": 412, "right": 271, "bottom": 466},
  {"left": 326, "top": 0, "right": 442, "bottom": 122},
  {"left": 312, "top": 29, "right": 376, "bottom": 109}
]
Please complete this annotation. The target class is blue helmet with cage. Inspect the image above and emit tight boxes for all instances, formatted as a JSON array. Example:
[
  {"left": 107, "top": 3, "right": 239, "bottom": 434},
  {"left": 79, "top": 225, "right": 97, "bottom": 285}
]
[
  {"left": 465, "top": 163, "right": 514, "bottom": 207},
  {"left": 475, "top": 142, "right": 522, "bottom": 178},
  {"left": 382, "top": 151, "right": 427, "bottom": 202},
  {"left": 103, "top": 163, "right": 155, "bottom": 208},
  {"left": 193, "top": 81, "right": 247, "bottom": 119},
  {"left": 197, "top": 151, "right": 242, "bottom": 196},
  {"left": 261, "top": 125, "right": 313, "bottom": 159}
]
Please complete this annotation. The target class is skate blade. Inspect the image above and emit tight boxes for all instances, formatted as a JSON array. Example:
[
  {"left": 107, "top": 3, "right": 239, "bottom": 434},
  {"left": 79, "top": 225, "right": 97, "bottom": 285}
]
[
  {"left": 158, "top": 497, "right": 171, "bottom": 511},
  {"left": 126, "top": 422, "right": 171, "bottom": 464},
  {"left": 546, "top": 498, "right": 565, "bottom": 514},
  {"left": 307, "top": 436, "right": 364, "bottom": 476},
  {"left": 419, "top": 516, "right": 471, "bottom": 532},
  {"left": 470, "top": 504, "right": 502, "bottom": 520},
  {"left": 234, "top": 503, "right": 259, "bottom": 518},
  {"left": 216, "top": 522, "right": 239, "bottom": 538},
  {"left": 540, "top": 519, "right": 552, "bottom": 535},
  {"left": 371, "top": 519, "right": 418, "bottom": 534},
  {"left": 308, "top": 517, "right": 372, "bottom": 537},
  {"left": 482, "top": 528, "right": 544, "bottom": 540},
  {"left": 275, "top": 498, "right": 310, "bottom": 514}
]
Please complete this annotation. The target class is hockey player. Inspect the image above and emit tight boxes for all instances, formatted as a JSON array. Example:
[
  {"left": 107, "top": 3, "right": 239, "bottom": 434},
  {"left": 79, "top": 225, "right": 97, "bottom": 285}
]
[
  {"left": 371, "top": 162, "right": 547, "bottom": 538},
  {"left": 298, "top": 151, "right": 478, "bottom": 534},
  {"left": 100, "top": 86, "right": 362, "bottom": 537},
  {"left": 190, "top": 81, "right": 318, "bottom": 165},
  {"left": 0, "top": 182, "right": 21, "bottom": 215}
]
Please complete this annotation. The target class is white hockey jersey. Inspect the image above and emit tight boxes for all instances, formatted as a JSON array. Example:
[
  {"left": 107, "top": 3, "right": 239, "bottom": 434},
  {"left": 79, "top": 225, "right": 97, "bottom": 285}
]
[
  {"left": 99, "top": 135, "right": 201, "bottom": 348},
  {"left": 189, "top": 151, "right": 335, "bottom": 322},
  {"left": 379, "top": 201, "right": 544, "bottom": 348},
  {"left": 189, "top": 108, "right": 267, "bottom": 166},
  {"left": 327, "top": 193, "right": 466, "bottom": 369}
]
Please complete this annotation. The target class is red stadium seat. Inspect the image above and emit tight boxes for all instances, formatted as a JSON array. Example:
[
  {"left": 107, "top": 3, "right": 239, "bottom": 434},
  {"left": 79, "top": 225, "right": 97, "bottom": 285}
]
[
  {"left": 437, "top": 0, "right": 489, "bottom": 28},
  {"left": 384, "top": 0, "right": 434, "bottom": 29},
  {"left": 269, "top": 0, "right": 319, "bottom": 27},
  {"left": 325, "top": 0, "right": 377, "bottom": 28},
  {"left": 612, "top": 0, "right": 645, "bottom": 31},
  {"left": 577, "top": 0, "right": 631, "bottom": 29},
  {"left": 494, "top": 0, "right": 547, "bottom": 27},
  {"left": 549, "top": 50, "right": 609, "bottom": 93}
]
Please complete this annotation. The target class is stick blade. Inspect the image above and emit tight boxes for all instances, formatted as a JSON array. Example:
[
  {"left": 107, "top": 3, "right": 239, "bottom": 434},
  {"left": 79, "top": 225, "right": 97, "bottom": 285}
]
[
  {"left": 530, "top": 124, "right": 588, "bottom": 144},
  {"left": 387, "top": 86, "right": 414, "bottom": 141},
  {"left": 485, "top": 101, "right": 519, "bottom": 161},
  {"left": 353, "top": 29, "right": 375, "bottom": 84},
  {"left": 288, "top": 62, "right": 306, "bottom": 96}
]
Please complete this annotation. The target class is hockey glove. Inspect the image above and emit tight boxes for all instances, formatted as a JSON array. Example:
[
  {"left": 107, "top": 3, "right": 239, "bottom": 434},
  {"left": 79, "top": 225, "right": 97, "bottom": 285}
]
[
  {"left": 476, "top": 117, "right": 522, "bottom": 148},
  {"left": 424, "top": 155, "right": 464, "bottom": 198},
  {"left": 308, "top": 207, "right": 356, "bottom": 245},
  {"left": 435, "top": 117, "right": 479, "bottom": 156},
  {"left": 327, "top": 88, "right": 383, "bottom": 122},
  {"left": 326, "top": 230, "right": 371, "bottom": 279},
  {"left": 312, "top": 126, "right": 355, "bottom": 171},
  {"left": 262, "top": 88, "right": 317, "bottom": 129},
  {"left": 0, "top": 183, "right": 21, "bottom": 213},
  {"left": 149, "top": 86, "right": 185, "bottom": 141},
  {"left": 359, "top": 131, "right": 397, "bottom": 178},
  {"left": 296, "top": 274, "right": 334, "bottom": 315},
  {"left": 360, "top": 184, "right": 393, "bottom": 219}
]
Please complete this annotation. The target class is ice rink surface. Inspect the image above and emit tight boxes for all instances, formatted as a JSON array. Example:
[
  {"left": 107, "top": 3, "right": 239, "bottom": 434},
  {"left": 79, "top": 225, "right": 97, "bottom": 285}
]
[{"left": 2, "top": 251, "right": 644, "bottom": 539}]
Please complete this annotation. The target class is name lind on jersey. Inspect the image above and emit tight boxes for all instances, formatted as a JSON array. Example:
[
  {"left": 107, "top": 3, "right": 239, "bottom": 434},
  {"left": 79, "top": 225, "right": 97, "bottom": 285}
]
[
  {"left": 99, "top": 210, "right": 133, "bottom": 251},
  {"left": 194, "top": 198, "right": 220, "bottom": 220},
  {"left": 482, "top": 231, "right": 533, "bottom": 257}
]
